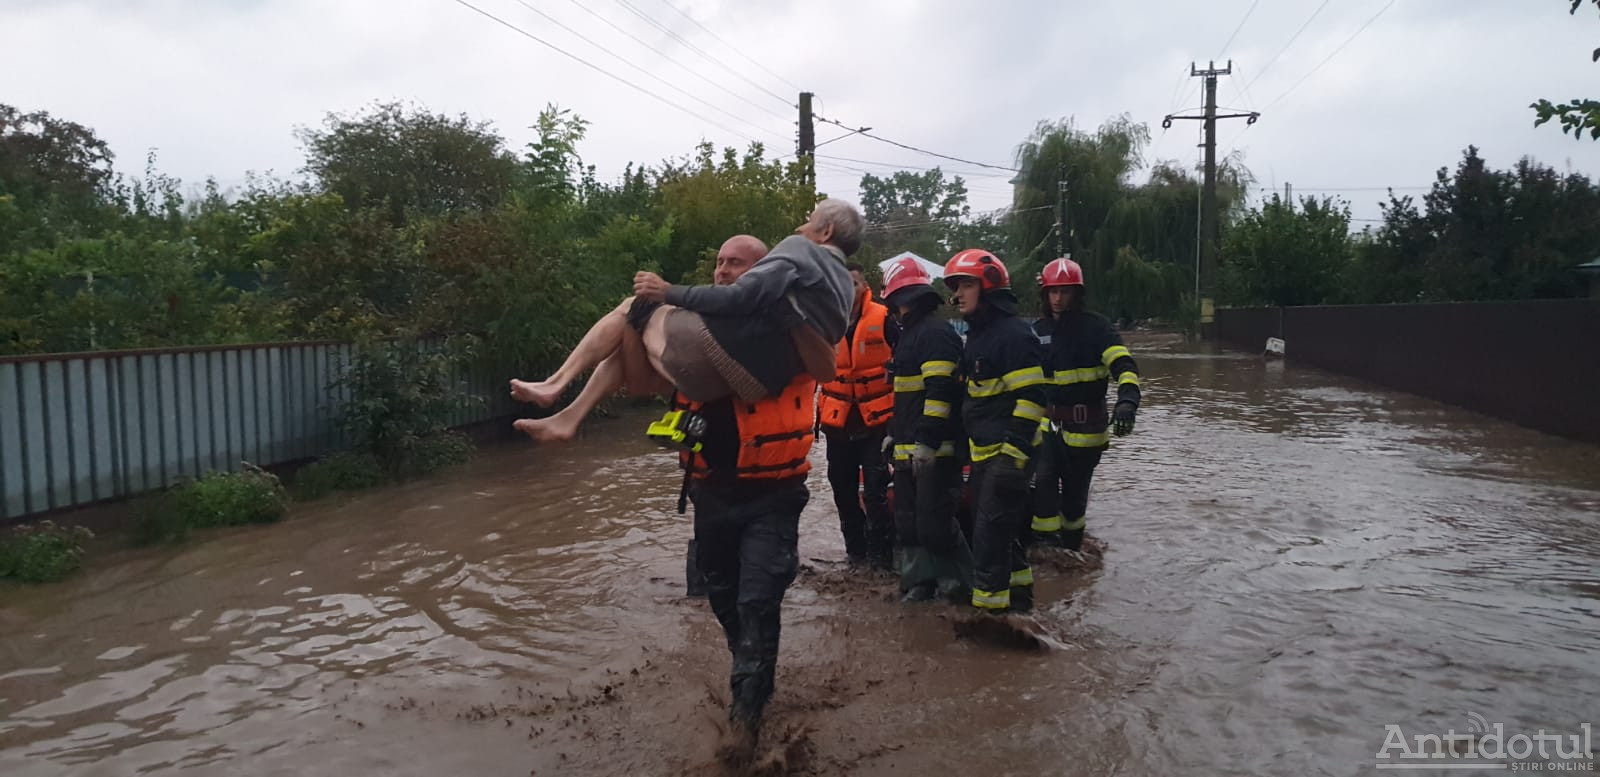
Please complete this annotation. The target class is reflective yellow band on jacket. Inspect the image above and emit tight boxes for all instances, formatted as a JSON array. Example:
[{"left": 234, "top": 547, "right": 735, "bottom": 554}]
[
  {"left": 1032, "top": 514, "right": 1064, "bottom": 532},
  {"left": 1052, "top": 366, "right": 1111, "bottom": 385},
  {"left": 1010, "top": 567, "right": 1034, "bottom": 587},
  {"left": 1117, "top": 372, "right": 1140, "bottom": 387},
  {"left": 1102, "top": 345, "right": 1132, "bottom": 368},
  {"left": 894, "top": 375, "right": 924, "bottom": 392},
  {"left": 921, "top": 360, "right": 957, "bottom": 378},
  {"left": 1012, "top": 399, "right": 1045, "bottom": 422},
  {"left": 1006, "top": 366, "right": 1048, "bottom": 390},
  {"left": 1062, "top": 515, "right": 1087, "bottom": 531},
  {"left": 967, "top": 366, "right": 1048, "bottom": 398},
  {"left": 970, "top": 441, "right": 1029, "bottom": 463},
  {"left": 923, "top": 400, "right": 951, "bottom": 418},
  {"left": 971, "top": 588, "right": 1010, "bottom": 609},
  {"left": 893, "top": 441, "right": 959, "bottom": 461},
  {"left": 1063, "top": 430, "right": 1111, "bottom": 448}
]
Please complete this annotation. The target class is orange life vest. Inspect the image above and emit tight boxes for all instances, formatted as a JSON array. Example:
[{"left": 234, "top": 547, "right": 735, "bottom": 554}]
[
  {"left": 677, "top": 375, "right": 816, "bottom": 480},
  {"left": 818, "top": 299, "right": 893, "bottom": 429}
]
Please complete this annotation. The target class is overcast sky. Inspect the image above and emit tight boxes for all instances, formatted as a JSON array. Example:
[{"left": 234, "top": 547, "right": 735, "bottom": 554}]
[{"left": 5, "top": 0, "right": 1598, "bottom": 227}]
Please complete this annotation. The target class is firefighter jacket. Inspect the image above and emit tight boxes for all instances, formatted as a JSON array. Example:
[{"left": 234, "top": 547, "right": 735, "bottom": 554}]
[
  {"left": 959, "top": 299, "right": 1047, "bottom": 465},
  {"left": 887, "top": 307, "right": 964, "bottom": 461},
  {"left": 1031, "top": 309, "right": 1141, "bottom": 448}
]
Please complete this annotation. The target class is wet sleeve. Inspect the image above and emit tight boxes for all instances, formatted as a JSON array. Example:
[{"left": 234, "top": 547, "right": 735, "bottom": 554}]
[
  {"left": 1098, "top": 325, "right": 1141, "bottom": 407},
  {"left": 664, "top": 259, "right": 797, "bottom": 316},
  {"left": 1002, "top": 329, "right": 1048, "bottom": 460},
  {"left": 914, "top": 328, "right": 963, "bottom": 449}
]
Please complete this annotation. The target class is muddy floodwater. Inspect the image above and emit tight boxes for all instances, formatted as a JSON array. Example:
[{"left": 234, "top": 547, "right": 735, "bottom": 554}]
[{"left": 3, "top": 333, "right": 1598, "bottom": 776}]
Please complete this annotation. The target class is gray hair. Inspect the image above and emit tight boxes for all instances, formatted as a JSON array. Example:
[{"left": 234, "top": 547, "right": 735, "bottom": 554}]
[{"left": 813, "top": 198, "right": 865, "bottom": 257}]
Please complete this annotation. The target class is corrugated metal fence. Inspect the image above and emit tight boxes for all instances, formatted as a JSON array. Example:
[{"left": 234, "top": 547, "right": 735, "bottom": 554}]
[{"left": 0, "top": 340, "right": 516, "bottom": 521}]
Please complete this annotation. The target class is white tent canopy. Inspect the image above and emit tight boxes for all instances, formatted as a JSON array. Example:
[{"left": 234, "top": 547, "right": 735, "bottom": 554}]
[{"left": 876, "top": 251, "right": 944, "bottom": 280}]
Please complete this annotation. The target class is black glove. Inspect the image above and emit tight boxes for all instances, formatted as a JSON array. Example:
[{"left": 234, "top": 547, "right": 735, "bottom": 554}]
[{"left": 1112, "top": 401, "right": 1137, "bottom": 437}]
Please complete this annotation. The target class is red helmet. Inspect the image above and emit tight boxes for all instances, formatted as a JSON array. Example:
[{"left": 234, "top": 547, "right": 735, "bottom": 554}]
[
  {"left": 1039, "top": 256, "right": 1085, "bottom": 288},
  {"left": 943, "top": 248, "right": 1009, "bottom": 291},
  {"left": 880, "top": 256, "right": 934, "bottom": 303}
]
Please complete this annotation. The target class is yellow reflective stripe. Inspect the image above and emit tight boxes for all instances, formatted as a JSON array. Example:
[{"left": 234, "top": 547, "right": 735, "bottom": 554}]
[
  {"left": 1004, "top": 366, "right": 1047, "bottom": 390},
  {"left": 967, "top": 378, "right": 1006, "bottom": 398},
  {"left": 1032, "top": 514, "right": 1064, "bottom": 532},
  {"left": 1010, "top": 567, "right": 1034, "bottom": 587},
  {"left": 1117, "top": 371, "right": 1140, "bottom": 387},
  {"left": 894, "top": 375, "right": 924, "bottom": 392},
  {"left": 893, "top": 444, "right": 918, "bottom": 456},
  {"left": 1001, "top": 443, "right": 1029, "bottom": 463},
  {"left": 1101, "top": 345, "right": 1132, "bottom": 368},
  {"left": 921, "top": 360, "right": 957, "bottom": 378},
  {"left": 1062, "top": 515, "right": 1087, "bottom": 531},
  {"left": 1063, "top": 430, "right": 1110, "bottom": 448},
  {"left": 1053, "top": 366, "right": 1110, "bottom": 385},
  {"left": 971, "top": 588, "right": 1010, "bottom": 609},
  {"left": 970, "top": 441, "right": 1001, "bottom": 461},
  {"left": 1012, "top": 399, "right": 1045, "bottom": 422},
  {"left": 924, "top": 400, "right": 951, "bottom": 418},
  {"left": 897, "top": 441, "right": 959, "bottom": 461}
]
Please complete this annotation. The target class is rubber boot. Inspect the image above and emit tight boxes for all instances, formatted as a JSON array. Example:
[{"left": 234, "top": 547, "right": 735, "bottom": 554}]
[
  {"left": 1061, "top": 528, "right": 1085, "bottom": 551},
  {"left": 1010, "top": 584, "right": 1034, "bottom": 613}
]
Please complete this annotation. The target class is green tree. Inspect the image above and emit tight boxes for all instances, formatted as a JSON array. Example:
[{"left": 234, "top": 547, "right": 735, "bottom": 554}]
[
  {"left": 856, "top": 167, "right": 971, "bottom": 264},
  {"left": 1531, "top": 0, "right": 1600, "bottom": 141},
  {"left": 657, "top": 142, "right": 812, "bottom": 283},
  {"left": 298, "top": 102, "right": 519, "bottom": 224},
  {"left": 1219, "top": 195, "right": 1353, "bottom": 307}
]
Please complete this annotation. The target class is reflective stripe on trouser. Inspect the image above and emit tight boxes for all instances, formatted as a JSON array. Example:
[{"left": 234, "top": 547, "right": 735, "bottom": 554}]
[
  {"left": 892, "top": 459, "right": 972, "bottom": 592},
  {"left": 1033, "top": 434, "right": 1104, "bottom": 537},
  {"left": 969, "top": 457, "right": 1030, "bottom": 610}
]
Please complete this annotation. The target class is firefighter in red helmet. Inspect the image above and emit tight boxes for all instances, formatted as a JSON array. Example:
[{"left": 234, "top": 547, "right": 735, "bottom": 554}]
[
  {"left": 1029, "top": 256, "right": 1141, "bottom": 550},
  {"left": 944, "top": 249, "right": 1047, "bottom": 613}
]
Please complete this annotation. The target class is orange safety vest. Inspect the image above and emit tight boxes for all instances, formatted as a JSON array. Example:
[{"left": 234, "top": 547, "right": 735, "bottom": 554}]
[
  {"left": 677, "top": 375, "right": 816, "bottom": 480},
  {"left": 818, "top": 299, "right": 894, "bottom": 430}
]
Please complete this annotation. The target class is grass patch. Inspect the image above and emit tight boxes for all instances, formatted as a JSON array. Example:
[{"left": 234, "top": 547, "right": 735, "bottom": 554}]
[{"left": 0, "top": 521, "right": 94, "bottom": 584}]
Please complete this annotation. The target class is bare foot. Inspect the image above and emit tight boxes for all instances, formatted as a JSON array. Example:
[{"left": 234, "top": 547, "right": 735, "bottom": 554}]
[
  {"left": 508, "top": 378, "right": 564, "bottom": 408},
  {"left": 512, "top": 416, "right": 578, "bottom": 443}
]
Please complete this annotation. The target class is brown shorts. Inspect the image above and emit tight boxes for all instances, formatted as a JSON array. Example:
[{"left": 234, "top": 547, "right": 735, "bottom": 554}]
[{"left": 659, "top": 308, "right": 737, "bottom": 403}]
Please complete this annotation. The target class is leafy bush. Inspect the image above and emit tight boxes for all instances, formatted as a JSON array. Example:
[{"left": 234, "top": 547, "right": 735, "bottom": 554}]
[
  {"left": 291, "top": 451, "right": 387, "bottom": 500},
  {"left": 133, "top": 466, "right": 289, "bottom": 544},
  {"left": 337, "top": 339, "right": 481, "bottom": 477},
  {"left": 0, "top": 521, "right": 94, "bottom": 583}
]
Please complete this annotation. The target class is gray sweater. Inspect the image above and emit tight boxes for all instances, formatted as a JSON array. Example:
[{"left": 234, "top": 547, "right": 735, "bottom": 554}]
[{"left": 664, "top": 235, "right": 853, "bottom": 344}]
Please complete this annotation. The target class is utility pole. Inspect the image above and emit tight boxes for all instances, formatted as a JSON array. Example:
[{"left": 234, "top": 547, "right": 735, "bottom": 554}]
[
  {"left": 1285, "top": 181, "right": 1293, "bottom": 210},
  {"left": 797, "top": 92, "right": 815, "bottom": 193},
  {"left": 1056, "top": 163, "right": 1068, "bottom": 260},
  {"left": 1163, "top": 61, "right": 1258, "bottom": 339}
]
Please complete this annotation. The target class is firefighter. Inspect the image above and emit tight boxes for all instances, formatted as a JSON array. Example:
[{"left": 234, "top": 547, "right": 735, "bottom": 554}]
[
  {"left": 945, "top": 249, "right": 1047, "bottom": 613},
  {"left": 1029, "top": 257, "right": 1140, "bottom": 550},
  {"left": 879, "top": 256, "right": 971, "bottom": 602},
  {"left": 817, "top": 263, "right": 895, "bottom": 569},
  {"left": 651, "top": 374, "right": 817, "bottom": 760}
]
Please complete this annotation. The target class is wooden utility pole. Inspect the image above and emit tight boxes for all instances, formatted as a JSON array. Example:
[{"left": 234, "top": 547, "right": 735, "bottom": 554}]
[
  {"left": 1163, "top": 61, "right": 1258, "bottom": 338},
  {"left": 798, "top": 92, "right": 815, "bottom": 193}
]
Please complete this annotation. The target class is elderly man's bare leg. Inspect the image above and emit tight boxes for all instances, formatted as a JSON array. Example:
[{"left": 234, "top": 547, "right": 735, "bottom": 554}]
[
  {"left": 509, "top": 297, "right": 637, "bottom": 407},
  {"left": 513, "top": 308, "right": 673, "bottom": 443}
]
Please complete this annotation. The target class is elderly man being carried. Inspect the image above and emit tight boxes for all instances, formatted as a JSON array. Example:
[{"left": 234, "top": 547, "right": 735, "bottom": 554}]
[{"left": 510, "top": 199, "right": 867, "bottom": 442}]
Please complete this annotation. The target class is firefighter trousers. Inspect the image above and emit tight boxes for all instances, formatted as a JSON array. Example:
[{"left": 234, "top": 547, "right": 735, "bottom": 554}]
[
  {"left": 968, "top": 457, "right": 1034, "bottom": 612},
  {"left": 1030, "top": 433, "right": 1104, "bottom": 550}
]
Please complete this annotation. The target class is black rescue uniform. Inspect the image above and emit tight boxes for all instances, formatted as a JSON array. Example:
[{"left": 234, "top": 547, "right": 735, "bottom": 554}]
[
  {"left": 886, "top": 296, "right": 972, "bottom": 598},
  {"left": 1029, "top": 309, "right": 1141, "bottom": 549},
  {"left": 959, "top": 294, "right": 1047, "bottom": 612}
]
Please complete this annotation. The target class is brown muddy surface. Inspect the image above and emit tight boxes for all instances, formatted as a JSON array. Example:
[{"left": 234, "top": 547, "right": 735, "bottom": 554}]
[{"left": 4, "top": 333, "right": 1598, "bottom": 776}]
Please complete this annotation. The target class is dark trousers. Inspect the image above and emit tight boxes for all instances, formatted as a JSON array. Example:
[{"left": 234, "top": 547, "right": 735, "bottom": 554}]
[
  {"left": 892, "top": 458, "right": 972, "bottom": 594},
  {"left": 823, "top": 428, "right": 892, "bottom": 565},
  {"left": 969, "top": 457, "right": 1033, "bottom": 611},
  {"left": 691, "top": 477, "right": 809, "bottom": 728},
  {"left": 1031, "top": 433, "right": 1105, "bottom": 550}
]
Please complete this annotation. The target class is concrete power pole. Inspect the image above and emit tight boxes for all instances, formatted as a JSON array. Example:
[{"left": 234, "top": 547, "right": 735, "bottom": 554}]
[
  {"left": 798, "top": 92, "right": 815, "bottom": 194},
  {"left": 1163, "top": 60, "right": 1258, "bottom": 338},
  {"left": 1056, "top": 163, "right": 1068, "bottom": 260}
]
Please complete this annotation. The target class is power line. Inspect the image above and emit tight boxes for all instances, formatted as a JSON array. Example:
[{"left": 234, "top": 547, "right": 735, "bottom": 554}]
[
  {"left": 611, "top": 0, "right": 795, "bottom": 109},
  {"left": 817, "top": 153, "right": 1018, "bottom": 179},
  {"left": 814, "top": 115, "right": 1019, "bottom": 172},
  {"left": 652, "top": 0, "right": 803, "bottom": 94},
  {"left": 1244, "top": 0, "right": 1333, "bottom": 92},
  {"left": 507, "top": 0, "right": 785, "bottom": 142},
  {"left": 1216, "top": 0, "right": 1261, "bottom": 58},
  {"left": 560, "top": 0, "right": 791, "bottom": 124},
  {"left": 1262, "top": 0, "right": 1396, "bottom": 112},
  {"left": 447, "top": 0, "right": 762, "bottom": 144}
]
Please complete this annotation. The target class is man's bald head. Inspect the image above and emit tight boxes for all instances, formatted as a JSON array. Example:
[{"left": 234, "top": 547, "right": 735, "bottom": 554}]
[{"left": 714, "top": 235, "right": 768, "bottom": 286}]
